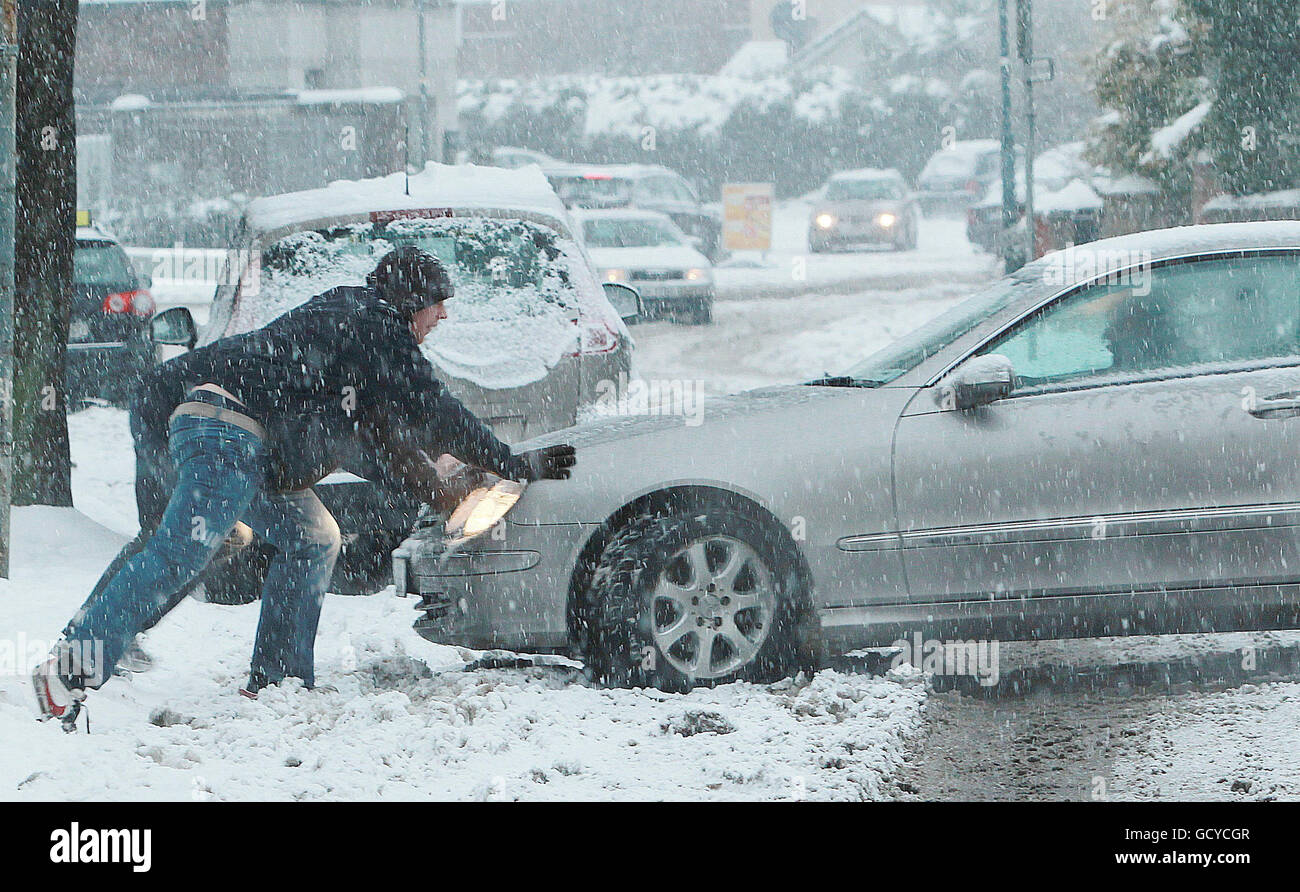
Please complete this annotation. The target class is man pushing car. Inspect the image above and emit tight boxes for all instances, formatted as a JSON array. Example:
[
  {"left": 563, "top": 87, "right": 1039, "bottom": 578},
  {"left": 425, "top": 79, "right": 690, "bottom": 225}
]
[{"left": 33, "top": 246, "right": 576, "bottom": 727}]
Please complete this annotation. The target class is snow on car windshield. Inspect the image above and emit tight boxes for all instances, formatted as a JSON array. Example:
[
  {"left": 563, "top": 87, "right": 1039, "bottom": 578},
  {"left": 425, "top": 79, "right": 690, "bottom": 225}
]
[
  {"left": 550, "top": 175, "right": 633, "bottom": 208},
  {"left": 583, "top": 218, "right": 683, "bottom": 248},
  {"left": 825, "top": 179, "right": 903, "bottom": 201},
  {"left": 252, "top": 216, "right": 583, "bottom": 389}
]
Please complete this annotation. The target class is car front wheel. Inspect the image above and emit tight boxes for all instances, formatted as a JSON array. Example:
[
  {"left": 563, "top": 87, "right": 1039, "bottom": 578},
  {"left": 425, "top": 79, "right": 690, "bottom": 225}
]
[{"left": 583, "top": 508, "right": 803, "bottom": 690}]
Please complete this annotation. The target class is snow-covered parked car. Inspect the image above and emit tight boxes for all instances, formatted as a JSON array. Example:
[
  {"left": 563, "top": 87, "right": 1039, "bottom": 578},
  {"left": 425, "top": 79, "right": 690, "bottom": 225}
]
[
  {"left": 398, "top": 222, "right": 1300, "bottom": 689},
  {"left": 808, "top": 168, "right": 919, "bottom": 253},
  {"left": 199, "top": 163, "right": 639, "bottom": 598},
  {"left": 574, "top": 208, "right": 714, "bottom": 324},
  {"left": 918, "top": 139, "right": 1021, "bottom": 214}
]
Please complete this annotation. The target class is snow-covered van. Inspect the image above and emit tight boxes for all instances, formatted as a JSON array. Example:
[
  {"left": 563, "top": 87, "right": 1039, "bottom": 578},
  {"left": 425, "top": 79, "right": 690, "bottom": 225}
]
[{"left": 202, "top": 162, "right": 637, "bottom": 596}]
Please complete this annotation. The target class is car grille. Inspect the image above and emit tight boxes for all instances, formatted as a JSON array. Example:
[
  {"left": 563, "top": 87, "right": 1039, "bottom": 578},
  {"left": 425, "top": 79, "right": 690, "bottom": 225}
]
[{"left": 631, "top": 269, "right": 685, "bottom": 281}]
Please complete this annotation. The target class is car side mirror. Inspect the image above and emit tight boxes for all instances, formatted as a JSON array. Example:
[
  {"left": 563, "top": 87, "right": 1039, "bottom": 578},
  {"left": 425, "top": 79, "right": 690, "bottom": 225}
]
[
  {"left": 936, "top": 353, "right": 1015, "bottom": 410},
  {"left": 150, "top": 306, "right": 197, "bottom": 349},
  {"left": 602, "top": 282, "right": 644, "bottom": 323}
]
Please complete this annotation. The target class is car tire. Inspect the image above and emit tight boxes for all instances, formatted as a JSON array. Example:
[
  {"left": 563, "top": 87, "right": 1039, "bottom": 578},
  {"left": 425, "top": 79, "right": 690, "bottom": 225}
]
[{"left": 582, "top": 508, "right": 804, "bottom": 691}]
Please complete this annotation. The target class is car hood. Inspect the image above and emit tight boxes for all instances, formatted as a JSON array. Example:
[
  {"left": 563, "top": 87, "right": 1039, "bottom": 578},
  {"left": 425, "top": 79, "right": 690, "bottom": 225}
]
[
  {"left": 508, "top": 382, "right": 919, "bottom": 525},
  {"left": 586, "top": 244, "right": 711, "bottom": 270}
]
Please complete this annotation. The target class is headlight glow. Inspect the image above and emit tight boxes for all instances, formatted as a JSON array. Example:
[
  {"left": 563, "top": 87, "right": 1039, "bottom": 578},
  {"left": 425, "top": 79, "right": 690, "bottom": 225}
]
[
  {"left": 603, "top": 268, "right": 628, "bottom": 283},
  {"left": 815, "top": 213, "right": 836, "bottom": 230},
  {"left": 685, "top": 267, "right": 711, "bottom": 282},
  {"left": 877, "top": 213, "right": 897, "bottom": 228},
  {"left": 446, "top": 479, "right": 526, "bottom": 540}
]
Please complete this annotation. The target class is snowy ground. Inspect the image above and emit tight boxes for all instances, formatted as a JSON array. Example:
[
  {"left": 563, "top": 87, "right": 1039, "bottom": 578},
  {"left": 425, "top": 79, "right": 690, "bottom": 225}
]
[{"left": 0, "top": 504, "right": 927, "bottom": 801}]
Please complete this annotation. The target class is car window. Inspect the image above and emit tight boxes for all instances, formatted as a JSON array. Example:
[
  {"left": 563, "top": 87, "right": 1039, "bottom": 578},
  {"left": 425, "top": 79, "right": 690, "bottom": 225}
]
[
  {"left": 666, "top": 177, "right": 697, "bottom": 203},
  {"left": 550, "top": 175, "right": 633, "bottom": 208},
  {"left": 74, "top": 241, "right": 137, "bottom": 288},
  {"left": 980, "top": 254, "right": 1300, "bottom": 389},
  {"left": 636, "top": 177, "right": 674, "bottom": 202},
  {"left": 583, "top": 218, "right": 685, "bottom": 248},
  {"left": 825, "top": 178, "right": 904, "bottom": 201}
]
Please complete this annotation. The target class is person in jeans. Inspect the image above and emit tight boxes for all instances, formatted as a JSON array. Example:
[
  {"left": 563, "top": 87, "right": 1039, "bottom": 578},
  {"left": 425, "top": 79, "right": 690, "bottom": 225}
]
[{"left": 33, "top": 246, "right": 576, "bottom": 726}]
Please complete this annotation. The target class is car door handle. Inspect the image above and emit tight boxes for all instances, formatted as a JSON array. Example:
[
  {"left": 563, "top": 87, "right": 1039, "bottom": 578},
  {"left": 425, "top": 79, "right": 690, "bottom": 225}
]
[{"left": 1249, "top": 391, "right": 1300, "bottom": 419}]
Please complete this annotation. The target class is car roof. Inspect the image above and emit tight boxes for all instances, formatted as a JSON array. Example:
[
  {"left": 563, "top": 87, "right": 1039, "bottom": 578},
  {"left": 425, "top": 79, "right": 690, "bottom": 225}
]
[
  {"left": 244, "top": 162, "right": 572, "bottom": 241},
  {"left": 76, "top": 226, "right": 117, "bottom": 242},
  {"left": 571, "top": 207, "right": 677, "bottom": 224},
  {"left": 1014, "top": 221, "right": 1300, "bottom": 286},
  {"left": 829, "top": 167, "right": 904, "bottom": 182},
  {"left": 540, "top": 162, "right": 674, "bottom": 181}
]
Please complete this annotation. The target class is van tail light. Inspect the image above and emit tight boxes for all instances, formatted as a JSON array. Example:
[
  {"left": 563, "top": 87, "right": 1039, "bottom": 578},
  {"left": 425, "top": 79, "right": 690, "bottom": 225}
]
[{"left": 102, "top": 289, "right": 155, "bottom": 317}]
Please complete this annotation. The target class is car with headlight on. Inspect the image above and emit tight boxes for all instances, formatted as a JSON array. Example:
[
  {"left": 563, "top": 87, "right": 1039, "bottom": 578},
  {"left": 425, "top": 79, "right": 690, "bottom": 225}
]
[
  {"left": 195, "top": 163, "right": 640, "bottom": 600},
  {"left": 574, "top": 208, "right": 714, "bottom": 324},
  {"left": 808, "top": 168, "right": 919, "bottom": 253},
  {"left": 396, "top": 221, "right": 1300, "bottom": 690},
  {"left": 66, "top": 219, "right": 161, "bottom": 403}
]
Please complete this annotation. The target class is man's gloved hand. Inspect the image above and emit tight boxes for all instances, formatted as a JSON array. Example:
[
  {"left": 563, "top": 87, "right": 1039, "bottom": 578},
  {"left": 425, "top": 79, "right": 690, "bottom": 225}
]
[{"left": 508, "top": 444, "right": 577, "bottom": 481}]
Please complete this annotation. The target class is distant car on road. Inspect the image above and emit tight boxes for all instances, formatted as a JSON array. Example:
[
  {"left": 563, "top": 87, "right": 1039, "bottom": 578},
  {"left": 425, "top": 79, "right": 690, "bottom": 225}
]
[
  {"left": 66, "top": 220, "right": 160, "bottom": 404},
  {"left": 574, "top": 208, "right": 714, "bottom": 324},
  {"left": 396, "top": 222, "right": 1300, "bottom": 690},
  {"left": 917, "top": 140, "right": 1021, "bottom": 214},
  {"left": 196, "top": 163, "right": 639, "bottom": 599},
  {"left": 490, "top": 146, "right": 558, "bottom": 169},
  {"left": 808, "top": 168, "right": 919, "bottom": 252},
  {"left": 543, "top": 163, "right": 724, "bottom": 262}
]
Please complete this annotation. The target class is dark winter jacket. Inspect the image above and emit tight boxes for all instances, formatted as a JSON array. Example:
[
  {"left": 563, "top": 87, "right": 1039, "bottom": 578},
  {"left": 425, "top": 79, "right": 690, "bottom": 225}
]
[{"left": 130, "top": 285, "right": 516, "bottom": 525}]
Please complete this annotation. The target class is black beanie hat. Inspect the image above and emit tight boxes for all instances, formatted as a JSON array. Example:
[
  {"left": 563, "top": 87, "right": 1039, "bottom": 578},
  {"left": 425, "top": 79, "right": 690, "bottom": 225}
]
[{"left": 367, "top": 246, "right": 454, "bottom": 317}]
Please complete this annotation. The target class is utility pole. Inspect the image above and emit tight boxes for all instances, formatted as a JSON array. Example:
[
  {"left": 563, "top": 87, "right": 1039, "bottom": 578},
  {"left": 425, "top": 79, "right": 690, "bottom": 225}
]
[
  {"left": 997, "top": 0, "right": 1017, "bottom": 273},
  {"left": 1018, "top": 0, "right": 1035, "bottom": 266},
  {"left": 0, "top": 0, "right": 16, "bottom": 578}
]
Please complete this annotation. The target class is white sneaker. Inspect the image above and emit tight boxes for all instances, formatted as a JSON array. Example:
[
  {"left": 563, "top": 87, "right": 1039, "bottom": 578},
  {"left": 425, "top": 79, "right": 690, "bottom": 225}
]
[
  {"left": 116, "top": 638, "right": 154, "bottom": 674},
  {"left": 32, "top": 658, "right": 86, "bottom": 728}
]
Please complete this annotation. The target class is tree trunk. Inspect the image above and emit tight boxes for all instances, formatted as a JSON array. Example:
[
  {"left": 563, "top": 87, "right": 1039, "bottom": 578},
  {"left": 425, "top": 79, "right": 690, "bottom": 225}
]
[{"left": 12, "top": 0, "right": 76, "bottom": 506}]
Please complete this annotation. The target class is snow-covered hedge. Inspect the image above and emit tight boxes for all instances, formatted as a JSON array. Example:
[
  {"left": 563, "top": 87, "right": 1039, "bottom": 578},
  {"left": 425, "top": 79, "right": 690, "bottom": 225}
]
[{"left": 457, "top": 70, "right": 987, "bottom": 199}]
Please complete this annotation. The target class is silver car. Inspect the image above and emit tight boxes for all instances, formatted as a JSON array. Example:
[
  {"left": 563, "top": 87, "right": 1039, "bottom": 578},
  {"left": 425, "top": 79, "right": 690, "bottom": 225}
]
[
  {"left": 398, "top": 222, "right": 1300, "bottom": 690},
  {"left": 809, "top": 168, "right": 919, "bottom": 252}
]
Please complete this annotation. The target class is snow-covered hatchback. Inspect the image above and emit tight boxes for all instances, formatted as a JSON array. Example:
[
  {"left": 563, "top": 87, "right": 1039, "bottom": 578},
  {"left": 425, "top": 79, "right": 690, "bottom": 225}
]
[
  {"left": 203, "top": 163, "right": 637, "bottom": 595},
  {"left": 400, "top": 222, "right": 1300, "bottom": 690}
]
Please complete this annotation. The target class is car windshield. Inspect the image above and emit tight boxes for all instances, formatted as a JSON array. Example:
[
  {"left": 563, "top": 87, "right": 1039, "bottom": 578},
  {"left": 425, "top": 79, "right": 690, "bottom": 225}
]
[
  {"left": 837, "top": 277, "right": 1023, "bottom": 384},
  {"left": 74, "top": 241, "right": 136, "bottom": 288},
  {"left": 583, "top": 217, "right": 684, "bottom": 248},
  {"left": 550, "top": 175, "right": 633, "bottom": 208},
  {"left": 825, "top": 178, "right": 903, "bottom": 201},
  {"left": 241, "top": 217, "right": 589, "bottom": 390}
]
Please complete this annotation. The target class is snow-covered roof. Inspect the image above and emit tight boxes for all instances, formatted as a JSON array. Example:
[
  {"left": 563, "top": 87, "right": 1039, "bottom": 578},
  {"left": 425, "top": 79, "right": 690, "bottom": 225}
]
[
  {"left": 244, "top": 162, "right": 570, "bottom": 238},
  {"left": 829, "top": 167, "right": 904, "bottom": 182},
  {"left": 720, "top": 41, "right": 788, "bottom": 78},
  {"left": 539, "top": 162, "right": 672, "bottom": 180},
  {"left": 1202, "top": 189, "right": 1300, "bottom": 212},
  {"left": 1036, "top": 179, "right": 1104, "bottom": 214}
]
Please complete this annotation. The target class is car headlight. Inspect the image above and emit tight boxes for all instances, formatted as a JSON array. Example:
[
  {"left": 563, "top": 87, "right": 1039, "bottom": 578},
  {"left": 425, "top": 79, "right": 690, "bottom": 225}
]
[
  {"left": 877, "top": 213, "right": 897, "bottom": 228},
  {"left": 446, "top": 478, "right": 526, "bottom": 541},
  {"left": 685, "top": 267, "right": 711, "bottom": 282},
  {"left": 815, "top": 213, "right": 837, "bottom": 230},
  {"left": 603, "top": 268, "right": 628, "bottom": 283}
]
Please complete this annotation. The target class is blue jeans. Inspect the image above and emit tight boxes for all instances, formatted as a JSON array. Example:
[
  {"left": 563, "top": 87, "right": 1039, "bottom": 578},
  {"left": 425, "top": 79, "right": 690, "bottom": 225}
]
[{"left": 63, "top": 415, "right": 341, "bottom": 691}]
